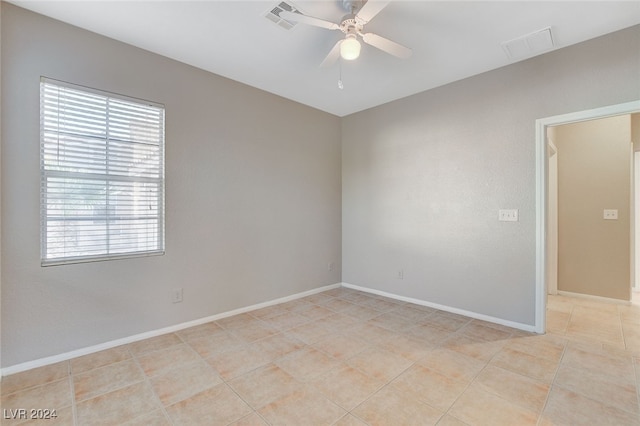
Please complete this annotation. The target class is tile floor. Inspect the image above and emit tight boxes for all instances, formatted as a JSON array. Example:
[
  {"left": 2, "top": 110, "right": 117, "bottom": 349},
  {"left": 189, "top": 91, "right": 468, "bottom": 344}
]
[{"left": 1, "top": 288, "right": 639, "bottom": 425}]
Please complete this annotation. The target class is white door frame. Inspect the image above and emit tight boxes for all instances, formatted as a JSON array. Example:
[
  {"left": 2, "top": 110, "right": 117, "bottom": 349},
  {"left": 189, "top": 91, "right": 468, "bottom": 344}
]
[
  {"left": 534, "top": 100, "right": 640, "bottom": 333},
  {"left": 547, "top": 139, "right": 558, "bottom": 296}
]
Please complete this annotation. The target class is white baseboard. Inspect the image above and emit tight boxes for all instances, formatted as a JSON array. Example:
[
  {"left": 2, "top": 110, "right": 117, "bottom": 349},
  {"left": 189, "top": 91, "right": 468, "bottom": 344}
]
[
  {"left": 341, "top": 282, "right": 537, "bottom": 333},
  {"left": 1, "top": 283, "right": 341, "bottom": 377},
  {"left": 557, "top": 290, "right": 631, "bottom": 305}
]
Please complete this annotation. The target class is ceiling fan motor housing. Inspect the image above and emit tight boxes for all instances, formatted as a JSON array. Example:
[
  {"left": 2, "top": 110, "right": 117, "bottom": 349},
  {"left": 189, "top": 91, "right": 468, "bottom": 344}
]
[{"left": 340, "top": 15, "right": 362, "bottom": 35}]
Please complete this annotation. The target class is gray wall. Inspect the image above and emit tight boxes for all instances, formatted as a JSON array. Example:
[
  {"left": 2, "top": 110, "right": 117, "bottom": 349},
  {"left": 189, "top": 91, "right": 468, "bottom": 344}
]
[
  {"left": 1, "top": 4, "right": 342, "bottom": 367},
  {"left": 342, "top": 25, "right": 640, "bottom": 326},
  {"left": 555, "top": 116, "right": 631, "bottom": 301}
]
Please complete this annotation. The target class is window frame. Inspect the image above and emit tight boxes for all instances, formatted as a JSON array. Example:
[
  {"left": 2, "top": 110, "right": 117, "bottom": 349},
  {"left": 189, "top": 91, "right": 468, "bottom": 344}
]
[{"left": 40, "top": 77, "right": 166, "bottom": 266}]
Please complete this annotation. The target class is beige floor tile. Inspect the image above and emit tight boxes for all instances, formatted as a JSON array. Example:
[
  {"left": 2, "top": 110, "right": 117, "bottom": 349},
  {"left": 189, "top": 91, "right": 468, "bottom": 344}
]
[
  {"left": 367, "top": 311, "right": 416, "bottom": 332},
  {"left": 311, "top": 364, "right": 385, "bottom": 410},
  {"left": 248, "top": 333, "right": 305, "bottom": 360},
  {"left": 70, "top": 345, "right": 131, "bottom": 374},
  {"left": 343, "top": 304, "right": 384, "bottom": 322},
  {"left": 13, "top": 290, "right": 640, "bottom": 426},
  {"left": 275, "top": 347, "right": 340, "bottom": 381},
  {"left": 449, "top": 383, "right": 538, "bottom": 426},
  {"left": 436, "top": 414, "right": 470, "bottom": 426},
  {"left": 175, "top": 321, "right": 225, "bottom": 342},
  {"left": 320, "top": 298, "right": 359, "bottom": 312},
  {"left": 259, "top": 311, "right": 310, "bottom": 331},
  {"left": 345, "top": 322, "right": 397, "bottom": 344},
  {"left": 1, "top": 378, "right": 72, "bottom": 414},
  {"left": 150, "top": 359, "right": 222, "bottom": 406},
  {"left": 619, "top": 305, "right": 640, "bottom": 324},
  {"left": 333, "top": 414, "right": 369, "bottom": 426},
  {"left": 561, "top": 342, "right": 636, "bottom": 384},
  {"left": 503, "top": 334, "right": 566, "bottom": 362},
  {"left": 312, "top": 333, "right": 369, "bottom": 360},
  {"left": 1, "top": 361, "right": 69, "bottom": 395},
  {"left": 231, "top": 321, "right": 278, "bottom": 343},
  {"left": 391, "top": 364, "right": 468, "bottom": 411},
  {"left": 73, "top": 359, "right": 144, "bottom": 401},
  {"left": 136, "top": 344, "right": 201, "bottom": 378},
  {"left": 285, "top": 321, "right": 333, "bottom": 344},
  {"left": 460, "top": 322, "right": 513, "bottom": 342},
  {"left": 491, "top": 347, "right": 559, "bottom": 383},
  {"left": 206, "top": 344, "right": 272, "bottom": 380},
  {"left": 554, "top": 363, "right": 638, "bottom": 414},
  {"left": 547, "top": 295, "right": 574, "bottom": 313},
  {"left": 362, "top": 297, "right": 404, "bottom": 312},
  {"left": 420, "top": 312, "right": 470, "bottom": 332},
  {"left": 251, "top": 304, "right": 291, "bottom": 319},
  {"left": 302, "top": 292, "right": 335, "bottom": 305},
  {"left": 340, "top": 292, "right": 377, "bottom": 305},
  {"left": 322, "top": 288, "right": 351, "bottom": 298},
  {"left": 352, "top": 386, "right": 443, "bottom": 426},
  {"left": 122, "top": 409, "right": 171, "bottom": 426},
  {"left": 474, "top": 365, "right": 550, "bottom": 413},
  {"left": 541, "top": 386, "right": 640, "bottom": 426},
  {"left": 375, "top": 334, "right": 435, "bottom": 361},
  {"left": 545, "top": 310, "right": 570, "bottom": 333},
  {"left": 572, "top": 303, "right": 619, "bottom": 317},
  {"left": 215, "top": 313, "right": 262, "bottom": 330},
  {"left": 314, "top": 312, "right": 361, "bottom": 330},
  {"left": 281, "top": 299, "right": 316, "bottom": 313},
  {"left": 295, "top": 305, "right": 335, "bottom": 321},
  {"left": 128, "top": 333, "right": 182, "bottom": 356},
  {"left": 76, "top": 381, "right": 160, "bottom": 425},
  {"left": 258, "top": 385, "right": 346, "bottom": 425},
  {"left": 165, "top": 383, "right": 252, "bottom": 426},
  {"left": 566, "top": 317, "right": 625, "bottom": 346},
  {"left": 228, "top": 412, "right": 269, "bottom": 426},
  {"left": 184, "top": 330, "right": 244, "bottom": 358},
  {"left": 404, "top": 323, "right": 451, "bottom": 345},
  {"left": 417, "top": 348, "right": 486, "bottom": 382},
  {"left": 346, "top": 346, "right": 413, "bottom": 382},
  {"left": 442, "top": 334, "right": 505, "bottom": 362},
  {"left": 393, "top": 304, "right": 437, "bottom": 322},
  {"left": 228, "top": 364, "right": 300, "bottom": 409}
]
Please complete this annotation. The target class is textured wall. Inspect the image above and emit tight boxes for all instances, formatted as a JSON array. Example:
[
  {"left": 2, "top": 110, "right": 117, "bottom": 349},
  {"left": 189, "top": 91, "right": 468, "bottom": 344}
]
[
  {"left": 1, "top": 4, "right": 342, "bottom": 367},
  {"left": 342, "top": 25, "right": 640, "bottom": 326},
  {"left": 555, "top": 116, "right": 631, "bottom": 300}
]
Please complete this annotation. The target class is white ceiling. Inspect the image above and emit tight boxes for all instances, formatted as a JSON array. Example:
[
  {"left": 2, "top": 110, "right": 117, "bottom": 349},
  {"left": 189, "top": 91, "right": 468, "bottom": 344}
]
[{"left": 10, "top": 1, "right": 640, "bottom": 117}]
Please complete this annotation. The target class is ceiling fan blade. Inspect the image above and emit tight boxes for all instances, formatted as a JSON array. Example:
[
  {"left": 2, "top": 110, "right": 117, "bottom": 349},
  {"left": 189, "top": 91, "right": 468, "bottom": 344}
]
[
  {"left": 320, "top": 40, "right": 343, "bottom": 68},
  {"left": 362, "top": 32, "right": 412, "bottom": 59},
  {"left": 279, "top": 11, "right": 340, "bottom": 30},
  {"left": 355, "top": 0, "right": 390, "bottom": 24}
]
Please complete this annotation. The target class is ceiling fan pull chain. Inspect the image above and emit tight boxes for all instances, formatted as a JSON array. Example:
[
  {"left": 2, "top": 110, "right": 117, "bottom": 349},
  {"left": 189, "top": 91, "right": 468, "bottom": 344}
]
[{"left": 338, "top": 60, "right": 344, "bottom": 89}]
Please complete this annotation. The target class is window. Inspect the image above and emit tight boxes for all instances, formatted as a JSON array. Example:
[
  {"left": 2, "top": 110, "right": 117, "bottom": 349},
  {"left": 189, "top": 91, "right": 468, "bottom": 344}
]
[{"left": 40, "top": 78, "right": 165, "bottom": 265}]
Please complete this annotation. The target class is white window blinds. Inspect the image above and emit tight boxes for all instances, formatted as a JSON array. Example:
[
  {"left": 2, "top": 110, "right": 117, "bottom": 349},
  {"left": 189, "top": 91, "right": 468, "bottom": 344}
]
[{"left": 40, "top": 78, "right": 165, "bottom": 265}]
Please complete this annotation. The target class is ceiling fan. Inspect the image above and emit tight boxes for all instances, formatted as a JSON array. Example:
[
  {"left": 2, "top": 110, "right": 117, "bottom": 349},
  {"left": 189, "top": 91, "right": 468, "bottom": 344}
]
[{"left": 280, "top": 0, "right": 412, "bottom": 67}]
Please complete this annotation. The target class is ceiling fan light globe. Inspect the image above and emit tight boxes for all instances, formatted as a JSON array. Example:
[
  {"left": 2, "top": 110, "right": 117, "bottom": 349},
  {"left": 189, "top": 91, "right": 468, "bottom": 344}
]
[{"left": 340, "top": 37, "right": 361, "bottom": 60}]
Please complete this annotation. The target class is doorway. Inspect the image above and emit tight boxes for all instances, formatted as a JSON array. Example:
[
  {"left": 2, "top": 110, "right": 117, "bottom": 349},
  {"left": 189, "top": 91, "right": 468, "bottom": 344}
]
[{"left": 534, "top": 100, "right": 640, "bottom": 334}]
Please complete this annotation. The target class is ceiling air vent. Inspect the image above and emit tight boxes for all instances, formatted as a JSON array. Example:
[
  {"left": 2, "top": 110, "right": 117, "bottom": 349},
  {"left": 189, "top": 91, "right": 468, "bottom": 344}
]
[
  {"left": 265, "top": 1, "right": 302, "bottom": 30},
  {"left": 501, "top": 27, "right": 555, "bottom": 60}
]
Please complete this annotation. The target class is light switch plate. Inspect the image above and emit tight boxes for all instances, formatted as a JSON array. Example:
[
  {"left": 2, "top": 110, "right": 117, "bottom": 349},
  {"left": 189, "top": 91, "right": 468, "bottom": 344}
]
[
  {"left": 604, "top": 209, "right": 618, "bottom": 220},
  {"left": 499, "top": 209, "right": 519, "bottom": 222}
]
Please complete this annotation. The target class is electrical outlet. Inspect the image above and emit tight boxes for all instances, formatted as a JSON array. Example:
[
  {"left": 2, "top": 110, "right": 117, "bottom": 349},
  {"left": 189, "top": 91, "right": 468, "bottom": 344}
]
[
  {"left": 328, "top": 262, "right": 335, "bottom": 271},
  {"left": 172, "top": 288, "right": 183, "bottom": 303},
  {"left": 397, "top": 270, "right": 404, "bottom": 280},
  {"left": 498, "top": 209, "right": 519, "bottom": 222},
  {"left": 603, "top": 209, "right": 618, "bottom": 220}
]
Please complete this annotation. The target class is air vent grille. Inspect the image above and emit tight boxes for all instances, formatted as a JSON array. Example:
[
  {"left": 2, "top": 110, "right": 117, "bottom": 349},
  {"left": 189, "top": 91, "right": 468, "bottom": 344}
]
[
  {"left": 265, "top": 1, "right": 302, "bottom": 30},
  {"left": 501, "top": 27, "right": 555, "bottom": 60}
]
